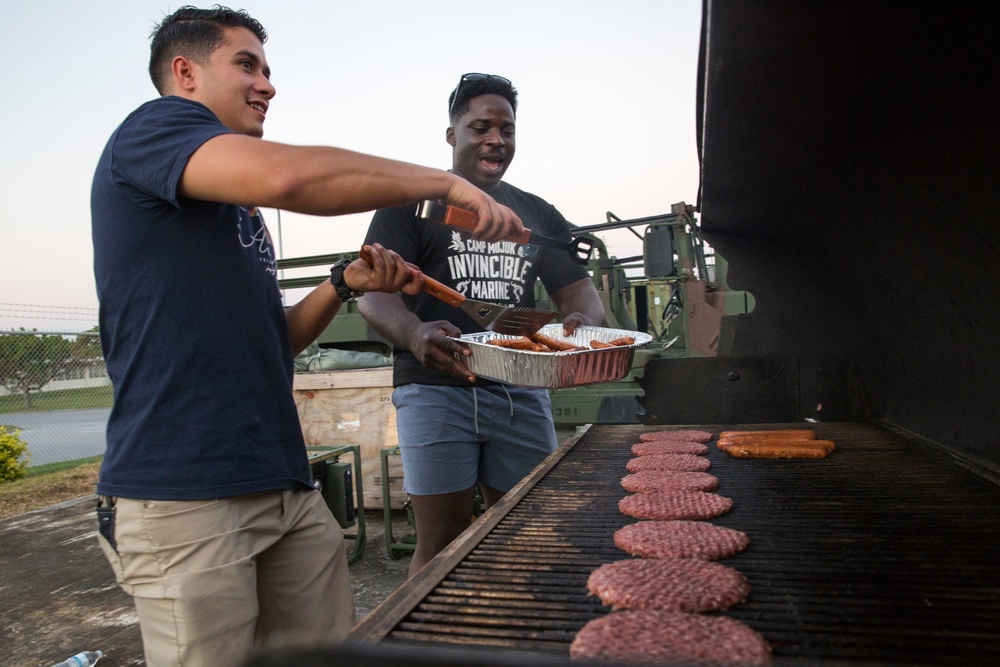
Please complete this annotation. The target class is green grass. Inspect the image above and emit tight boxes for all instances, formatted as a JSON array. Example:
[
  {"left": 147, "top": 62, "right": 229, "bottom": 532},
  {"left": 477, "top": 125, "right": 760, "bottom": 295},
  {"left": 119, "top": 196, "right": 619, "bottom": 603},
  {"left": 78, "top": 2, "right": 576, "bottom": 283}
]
[
  {"left": 0, "top": 456, "right": 102, "bottom": 518},
  {"left": 26, "top": 455, "right": 103, "bottom": 477},
  {"left": 0, "top": 385, "right": 114, "bottom": 414}
]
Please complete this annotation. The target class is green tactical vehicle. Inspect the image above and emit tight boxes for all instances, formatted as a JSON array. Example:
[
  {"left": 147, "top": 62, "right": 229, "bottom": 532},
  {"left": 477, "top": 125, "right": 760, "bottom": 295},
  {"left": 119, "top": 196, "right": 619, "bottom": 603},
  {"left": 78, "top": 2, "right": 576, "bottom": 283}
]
[{"left": 278, "top": 201, "right": 754, "bottom": 428}]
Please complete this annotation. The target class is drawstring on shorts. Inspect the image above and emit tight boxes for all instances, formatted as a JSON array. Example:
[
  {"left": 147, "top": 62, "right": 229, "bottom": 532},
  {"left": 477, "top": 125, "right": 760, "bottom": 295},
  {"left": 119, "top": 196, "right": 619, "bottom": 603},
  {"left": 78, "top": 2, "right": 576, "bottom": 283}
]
[
  {"left": 500, "top": 384, "right": 515, "bottom": 424},
  {"left": 472, "top": 386, "right": 481, "bottom": 435},
  {"left": 471, "top": 385, "right": 517, "bottom": 434}
]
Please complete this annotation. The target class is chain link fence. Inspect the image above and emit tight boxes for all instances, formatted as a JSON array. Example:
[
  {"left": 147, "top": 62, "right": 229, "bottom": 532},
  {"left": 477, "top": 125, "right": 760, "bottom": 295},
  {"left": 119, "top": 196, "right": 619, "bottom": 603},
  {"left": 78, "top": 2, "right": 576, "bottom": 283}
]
[{"left": 0, "top": 331, "right": 110, "bottom": 467}]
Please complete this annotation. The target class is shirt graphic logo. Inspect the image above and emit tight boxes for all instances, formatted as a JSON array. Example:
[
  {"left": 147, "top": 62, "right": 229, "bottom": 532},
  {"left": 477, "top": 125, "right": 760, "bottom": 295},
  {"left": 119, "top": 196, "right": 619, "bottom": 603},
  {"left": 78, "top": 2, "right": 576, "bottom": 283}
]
[
  {"left": 445, "top": 232, "right": 532, "bottom": 304},
  {"left": 237, "top": 207, "right": 277, "bottom": 275}
]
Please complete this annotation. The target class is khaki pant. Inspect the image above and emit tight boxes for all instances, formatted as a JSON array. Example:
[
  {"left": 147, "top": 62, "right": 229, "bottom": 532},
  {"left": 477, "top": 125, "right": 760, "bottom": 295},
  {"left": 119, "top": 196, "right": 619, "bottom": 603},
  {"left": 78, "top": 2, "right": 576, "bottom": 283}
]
[{"left": 97, "top": 489, "right": 355, "bottom": 667}]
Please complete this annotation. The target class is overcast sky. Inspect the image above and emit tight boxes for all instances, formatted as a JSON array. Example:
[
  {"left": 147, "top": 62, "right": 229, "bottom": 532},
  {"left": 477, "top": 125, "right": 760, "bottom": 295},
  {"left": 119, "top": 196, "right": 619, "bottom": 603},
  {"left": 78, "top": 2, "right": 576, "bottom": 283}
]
[{"left": 0, "top": 0, "right": 703, "bottom": 332}]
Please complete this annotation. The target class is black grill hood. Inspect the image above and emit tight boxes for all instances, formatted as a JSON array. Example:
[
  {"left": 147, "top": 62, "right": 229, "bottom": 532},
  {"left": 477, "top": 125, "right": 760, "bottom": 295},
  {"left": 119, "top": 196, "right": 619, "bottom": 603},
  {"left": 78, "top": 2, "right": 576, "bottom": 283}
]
[{"left": 692, "top": 0, "right": 1000, "bottom": 471}]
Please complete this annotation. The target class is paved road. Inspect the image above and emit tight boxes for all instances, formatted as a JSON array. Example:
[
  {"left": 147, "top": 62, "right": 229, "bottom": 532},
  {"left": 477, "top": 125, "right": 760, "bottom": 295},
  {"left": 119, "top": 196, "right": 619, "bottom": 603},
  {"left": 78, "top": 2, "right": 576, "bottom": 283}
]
[
  {"left": 1, "top": 408, "right": 110, "bottom": 466},
  {"left": 0, "top": 412, "right": 579, "bottom": 468}
]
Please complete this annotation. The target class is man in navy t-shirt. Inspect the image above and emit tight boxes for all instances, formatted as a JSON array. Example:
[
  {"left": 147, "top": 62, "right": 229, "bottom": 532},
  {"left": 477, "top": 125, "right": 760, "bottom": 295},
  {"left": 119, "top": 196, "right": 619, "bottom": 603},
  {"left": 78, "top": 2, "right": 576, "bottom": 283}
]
[{"left": 91, "top": 7, "right": 525, "bottom": 667}]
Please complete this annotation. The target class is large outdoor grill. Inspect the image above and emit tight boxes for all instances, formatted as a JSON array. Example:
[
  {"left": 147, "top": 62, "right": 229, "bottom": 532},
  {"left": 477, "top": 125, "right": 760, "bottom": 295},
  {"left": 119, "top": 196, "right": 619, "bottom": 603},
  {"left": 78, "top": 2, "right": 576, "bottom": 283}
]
[
  {"left": 250, "top": 2, "right": 1000, "bottom": 665},
  {"left": 336, "top": 423, "right": 1000, "bottom": 665}
]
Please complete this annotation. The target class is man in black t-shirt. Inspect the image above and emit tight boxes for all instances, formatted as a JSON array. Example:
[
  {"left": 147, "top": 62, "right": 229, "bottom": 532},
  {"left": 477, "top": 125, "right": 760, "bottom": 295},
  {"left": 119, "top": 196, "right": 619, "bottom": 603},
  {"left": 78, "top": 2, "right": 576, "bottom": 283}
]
[{"left": 360, "top": 74, "right": 605, "bottom": 575}]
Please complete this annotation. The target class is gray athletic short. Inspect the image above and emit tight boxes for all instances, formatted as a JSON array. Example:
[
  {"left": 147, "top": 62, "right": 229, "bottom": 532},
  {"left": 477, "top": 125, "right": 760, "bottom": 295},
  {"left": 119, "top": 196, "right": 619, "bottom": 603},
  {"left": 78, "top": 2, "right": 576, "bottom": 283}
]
[{"left": 392, "top": 383, "right": 559, "bottom": 495}]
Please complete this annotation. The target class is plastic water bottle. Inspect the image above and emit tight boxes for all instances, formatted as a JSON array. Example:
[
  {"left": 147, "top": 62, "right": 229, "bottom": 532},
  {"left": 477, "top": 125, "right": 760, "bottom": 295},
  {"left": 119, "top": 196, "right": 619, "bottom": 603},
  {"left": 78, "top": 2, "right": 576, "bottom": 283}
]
[{"left": 50, "top": 650, "right": 103, "bottom": 667}]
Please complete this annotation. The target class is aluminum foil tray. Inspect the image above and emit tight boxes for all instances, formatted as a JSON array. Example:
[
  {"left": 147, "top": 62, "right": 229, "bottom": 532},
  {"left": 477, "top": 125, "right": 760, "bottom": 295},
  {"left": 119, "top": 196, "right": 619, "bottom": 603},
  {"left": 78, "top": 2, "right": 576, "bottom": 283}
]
[{"left": 452, "top": 324, "right": 652, "bottom": 388}]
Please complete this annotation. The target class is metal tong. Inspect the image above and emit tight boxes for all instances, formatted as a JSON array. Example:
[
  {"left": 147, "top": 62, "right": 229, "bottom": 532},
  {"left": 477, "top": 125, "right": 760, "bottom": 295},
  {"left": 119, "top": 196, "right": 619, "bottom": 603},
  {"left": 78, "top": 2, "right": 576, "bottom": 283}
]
[
  {"left": 358, "top": 247, "right": 556, "bottom": 336},
  {"left": 416, "top": 200, "right": 595, "bottom": 264}
]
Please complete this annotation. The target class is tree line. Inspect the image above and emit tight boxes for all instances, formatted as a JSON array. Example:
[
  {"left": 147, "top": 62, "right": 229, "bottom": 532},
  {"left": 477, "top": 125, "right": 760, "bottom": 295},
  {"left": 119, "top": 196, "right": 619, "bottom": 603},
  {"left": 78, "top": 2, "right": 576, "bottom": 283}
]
[{"left": 0, "top": 329, "right": 103, "bottom": 409}]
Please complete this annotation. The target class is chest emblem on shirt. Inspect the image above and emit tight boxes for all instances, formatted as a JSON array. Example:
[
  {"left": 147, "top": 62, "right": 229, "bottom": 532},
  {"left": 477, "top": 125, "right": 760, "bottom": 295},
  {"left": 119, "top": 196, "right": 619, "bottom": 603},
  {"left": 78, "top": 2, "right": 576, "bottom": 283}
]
[
  {"left": 445, "top": 232, "right": 532, "bottom": 305},
  {"left": 237, "top": 206, "right": 277, "bottom": 275}
]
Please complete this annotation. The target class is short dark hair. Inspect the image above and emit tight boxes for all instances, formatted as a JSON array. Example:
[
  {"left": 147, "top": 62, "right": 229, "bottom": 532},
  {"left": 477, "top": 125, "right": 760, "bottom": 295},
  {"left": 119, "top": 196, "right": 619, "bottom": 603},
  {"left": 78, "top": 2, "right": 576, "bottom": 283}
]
[
  {"left": 448, "top": 75, "right": 518, "bottom": 124},
  {"left": 148, "top": 5, "right": 268, "bottom": 94}
]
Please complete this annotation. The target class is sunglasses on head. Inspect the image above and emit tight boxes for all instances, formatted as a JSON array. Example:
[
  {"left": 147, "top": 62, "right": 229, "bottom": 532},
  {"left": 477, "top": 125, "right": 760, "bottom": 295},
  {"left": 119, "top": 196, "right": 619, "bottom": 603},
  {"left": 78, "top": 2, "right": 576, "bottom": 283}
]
[{"left": 449, "top": 73, "right": 513, "bottom": 117}]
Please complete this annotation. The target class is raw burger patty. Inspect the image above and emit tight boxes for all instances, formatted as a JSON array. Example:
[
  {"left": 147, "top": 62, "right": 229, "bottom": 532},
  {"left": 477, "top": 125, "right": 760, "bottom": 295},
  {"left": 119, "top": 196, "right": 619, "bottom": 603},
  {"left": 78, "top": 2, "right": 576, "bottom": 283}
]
[
  {"left": 632, "top": 440, "right": 709, "bottom": 456},
  {"left": 619, "top": 490, "right": 733, "bottom": 520},
  {"left": 614, "top": 520, "right": 750, "bottom": 560},
  {"left": 570, "top": 609, "right": 772, "bottom": 665},
  {"left": 639, "top": 429, "right": 714, "bottom": 443},
  {"left": 621, "top": 470, "right": 719, "bottom": 493},
  {"left": 587, "top": 558, "right": 750, "bottom": 612},
  {"left": 626, "top": 453, "right": 711, "bottom": 473}
]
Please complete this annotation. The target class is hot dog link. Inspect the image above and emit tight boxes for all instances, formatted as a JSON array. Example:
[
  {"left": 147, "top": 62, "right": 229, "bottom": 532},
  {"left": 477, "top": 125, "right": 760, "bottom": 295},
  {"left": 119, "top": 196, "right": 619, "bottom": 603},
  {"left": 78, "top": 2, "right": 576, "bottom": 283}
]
[
  {"left": 717, "top": 438, "right": 836, "bottom": 453},
  {"left": 487, "top": 337, "right": 545, "bottom": 351},
  {"left": 718, "top": 429, "right": 816, "bottom": 440},
  {"left": 606, "top": 336, "right": 636, "bottom": 346},
  {"left": 529, "top": 332, "right": 585, "bottom": 352},
  {"left": 721, "top": 442, "right": 831, "bottom": 459}
]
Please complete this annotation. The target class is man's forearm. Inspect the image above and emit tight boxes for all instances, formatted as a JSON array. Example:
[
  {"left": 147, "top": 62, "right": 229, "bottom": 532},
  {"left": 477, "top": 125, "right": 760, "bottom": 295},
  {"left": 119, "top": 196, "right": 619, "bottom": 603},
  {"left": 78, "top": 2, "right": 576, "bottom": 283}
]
[
  {"left": 551, "top": 279, "right": 606, "bottom": 326},
  {"left": 181, "top": 135, "right": 460, "bottom": 216},
  {"left": 356, "top": 292, "right": 420, "bottom": 350},
  {"left": 284, "top": 281, "right": 343, "bottom": 356}
]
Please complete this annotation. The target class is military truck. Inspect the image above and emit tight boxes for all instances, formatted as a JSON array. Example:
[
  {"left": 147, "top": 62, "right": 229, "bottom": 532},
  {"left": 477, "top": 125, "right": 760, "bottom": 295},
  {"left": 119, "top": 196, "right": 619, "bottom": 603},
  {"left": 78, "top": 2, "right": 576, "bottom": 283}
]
[{"left": 277, "top": 200, "right": 754, "bottom": 428}]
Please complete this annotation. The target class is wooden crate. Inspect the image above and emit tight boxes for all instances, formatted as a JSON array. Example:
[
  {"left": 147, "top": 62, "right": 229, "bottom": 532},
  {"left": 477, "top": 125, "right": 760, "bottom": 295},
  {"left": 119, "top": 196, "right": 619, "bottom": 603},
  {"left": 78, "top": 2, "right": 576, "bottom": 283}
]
[{"left": 293, "top": 368, "right": 405, "bottom": 509}]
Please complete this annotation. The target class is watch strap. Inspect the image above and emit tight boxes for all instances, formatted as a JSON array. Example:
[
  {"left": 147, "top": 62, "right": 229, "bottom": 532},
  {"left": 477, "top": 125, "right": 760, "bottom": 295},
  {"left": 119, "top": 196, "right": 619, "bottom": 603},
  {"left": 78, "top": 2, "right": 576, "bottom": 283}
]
[{"left": 329, "top": 259, "right": 362, "bottom": 302}]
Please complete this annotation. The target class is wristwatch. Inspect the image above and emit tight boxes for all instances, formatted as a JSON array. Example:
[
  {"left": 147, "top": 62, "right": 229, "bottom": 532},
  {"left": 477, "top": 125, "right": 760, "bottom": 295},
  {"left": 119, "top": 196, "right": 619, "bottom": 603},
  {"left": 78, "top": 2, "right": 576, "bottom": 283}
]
[{"left": 329, "top": 259, "right": 363, "bottom": 302}]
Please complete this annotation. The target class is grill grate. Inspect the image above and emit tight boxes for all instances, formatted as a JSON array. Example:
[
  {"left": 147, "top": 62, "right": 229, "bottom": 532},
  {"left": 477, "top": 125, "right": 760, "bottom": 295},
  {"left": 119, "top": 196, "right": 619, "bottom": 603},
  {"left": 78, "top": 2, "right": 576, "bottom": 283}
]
[{"left": 353, "top": 423, "right": 1000, "bottom": 664}]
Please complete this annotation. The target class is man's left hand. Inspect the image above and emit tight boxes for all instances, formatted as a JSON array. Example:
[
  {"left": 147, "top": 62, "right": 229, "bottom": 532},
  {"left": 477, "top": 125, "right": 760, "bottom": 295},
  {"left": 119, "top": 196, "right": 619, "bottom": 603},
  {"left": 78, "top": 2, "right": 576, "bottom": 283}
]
[
  {"left": 561, "top": 312, "right": 593, "bottom": 336},
  {"left": 346, "top": 243, "right": 423, "bottom": 296}
]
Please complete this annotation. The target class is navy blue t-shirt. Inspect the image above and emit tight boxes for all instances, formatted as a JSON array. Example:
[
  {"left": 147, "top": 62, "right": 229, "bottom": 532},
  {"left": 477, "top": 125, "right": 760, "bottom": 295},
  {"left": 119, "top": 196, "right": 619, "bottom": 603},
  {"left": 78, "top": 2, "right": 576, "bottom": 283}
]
[{"left": 91, "top": 96, "right": 312, "bottom": 499}]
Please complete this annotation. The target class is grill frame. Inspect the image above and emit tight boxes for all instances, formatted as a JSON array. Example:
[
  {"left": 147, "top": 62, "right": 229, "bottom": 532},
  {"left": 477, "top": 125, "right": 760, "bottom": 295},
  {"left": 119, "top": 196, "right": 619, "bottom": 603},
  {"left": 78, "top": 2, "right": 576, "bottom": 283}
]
[{"left": 349, "top": 422, "right": 1000, "bottom": 664}]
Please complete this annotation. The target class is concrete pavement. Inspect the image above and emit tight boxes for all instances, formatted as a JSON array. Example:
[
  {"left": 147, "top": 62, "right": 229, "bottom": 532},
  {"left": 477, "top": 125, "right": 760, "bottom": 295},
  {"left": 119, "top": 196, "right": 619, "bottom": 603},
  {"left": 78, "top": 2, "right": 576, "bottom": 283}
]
[{"left": 0, "top": 497, "right": 412, "bottom": 666}]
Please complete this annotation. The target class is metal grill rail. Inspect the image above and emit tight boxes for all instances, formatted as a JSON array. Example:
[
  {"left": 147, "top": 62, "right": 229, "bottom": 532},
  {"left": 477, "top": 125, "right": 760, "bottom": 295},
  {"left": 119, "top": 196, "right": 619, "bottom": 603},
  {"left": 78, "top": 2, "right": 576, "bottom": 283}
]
[{"left": 351, "top": 423, "right": 1000, "bottom": 664}]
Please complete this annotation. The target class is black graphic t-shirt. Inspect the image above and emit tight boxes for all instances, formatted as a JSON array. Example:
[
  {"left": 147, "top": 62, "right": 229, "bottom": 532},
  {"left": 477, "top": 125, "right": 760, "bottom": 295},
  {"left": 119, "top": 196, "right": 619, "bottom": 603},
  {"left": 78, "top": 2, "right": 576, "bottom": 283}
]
[{"left": 364, "top": 181, "right": 590, "bottom": 387}]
